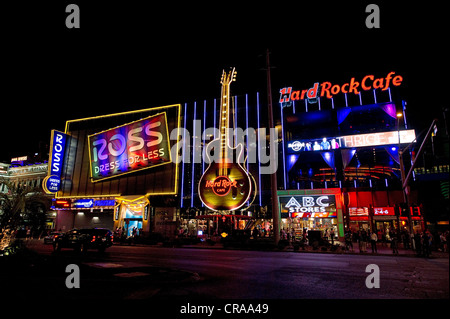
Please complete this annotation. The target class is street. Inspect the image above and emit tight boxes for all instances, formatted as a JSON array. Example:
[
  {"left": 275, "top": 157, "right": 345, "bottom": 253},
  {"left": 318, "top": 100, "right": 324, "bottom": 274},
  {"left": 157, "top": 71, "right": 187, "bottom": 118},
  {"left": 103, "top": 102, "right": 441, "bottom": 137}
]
[{"left": 6, "top": 240, "right": 448, "bottom": 300}]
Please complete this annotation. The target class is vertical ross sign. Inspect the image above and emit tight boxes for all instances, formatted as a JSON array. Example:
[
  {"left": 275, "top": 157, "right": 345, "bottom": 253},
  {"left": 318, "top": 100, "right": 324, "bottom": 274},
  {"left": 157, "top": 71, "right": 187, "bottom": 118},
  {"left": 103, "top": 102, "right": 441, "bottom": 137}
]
[
  {"left": 43, "top": 130, "right": 67, "bottom": 193},
  {"left": 88, "top": 112, "right": 171, "bottom": 182}
]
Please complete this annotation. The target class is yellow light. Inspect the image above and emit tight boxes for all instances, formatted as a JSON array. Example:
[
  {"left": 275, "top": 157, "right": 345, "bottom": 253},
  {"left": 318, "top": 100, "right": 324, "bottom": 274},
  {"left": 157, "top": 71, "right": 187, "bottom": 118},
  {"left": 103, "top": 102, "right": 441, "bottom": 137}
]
[{"left": 396, "top": 113, "right": 403, "bottom": 118}]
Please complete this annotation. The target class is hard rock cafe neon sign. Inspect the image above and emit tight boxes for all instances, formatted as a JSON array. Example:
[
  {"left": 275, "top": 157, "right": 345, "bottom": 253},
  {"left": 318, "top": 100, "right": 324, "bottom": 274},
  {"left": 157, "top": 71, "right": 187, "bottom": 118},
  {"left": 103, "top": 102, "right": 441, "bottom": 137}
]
[
  {"left": 205, "top": 176, "right": 238, "bottom": 197},
  {"left": 279, "top": 71, "right": 403, "bottom": 104}
]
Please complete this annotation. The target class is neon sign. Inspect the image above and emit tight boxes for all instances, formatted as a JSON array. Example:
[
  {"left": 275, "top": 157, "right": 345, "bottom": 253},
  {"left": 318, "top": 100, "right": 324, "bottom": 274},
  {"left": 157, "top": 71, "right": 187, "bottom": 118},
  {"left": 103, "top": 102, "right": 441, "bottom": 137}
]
[
  {"left": 280, "top": 71, "right": 403, "bottom": 103},
  {"left": 340, "top": 130, "right": 415, "bottom": 148},
  {"left": 88, "top": 112, "right": 171, "bottom": 182},
  {"left": 281, "top": 195, "right": 336, "bottom": 217},
  {"left": 287, "top": 130, "right": 416, "bottom": 153},
  {"left": 374, "top": 207, "right": 395, "bottom": 216},
  {"left": 205, "top": 176, "right": 238, "bottom": 196},
  {"left": 43, "top": 130, "right": 67, "bottom": 193},
  {"left": 52, "top": 199, "right": 70, "bottom": 209}
]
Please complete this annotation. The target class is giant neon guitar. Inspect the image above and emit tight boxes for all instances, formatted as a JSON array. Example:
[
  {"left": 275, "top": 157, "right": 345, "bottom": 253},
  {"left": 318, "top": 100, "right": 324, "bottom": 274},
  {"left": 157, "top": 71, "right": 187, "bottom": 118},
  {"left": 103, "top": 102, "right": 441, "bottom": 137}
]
[{"left": 198, "top": 68, "right": 256, "bottom": 211}]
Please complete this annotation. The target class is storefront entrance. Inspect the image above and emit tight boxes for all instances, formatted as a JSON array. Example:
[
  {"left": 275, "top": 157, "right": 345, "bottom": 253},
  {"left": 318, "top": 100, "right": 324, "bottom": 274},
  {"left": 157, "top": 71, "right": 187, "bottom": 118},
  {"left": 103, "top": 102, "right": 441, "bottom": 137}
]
[
  {"left": 114, "top": 195, "right": 149, "bottom": 237},
  {"left": 123, "top": 218, "right": 143, "bottom": 237}
]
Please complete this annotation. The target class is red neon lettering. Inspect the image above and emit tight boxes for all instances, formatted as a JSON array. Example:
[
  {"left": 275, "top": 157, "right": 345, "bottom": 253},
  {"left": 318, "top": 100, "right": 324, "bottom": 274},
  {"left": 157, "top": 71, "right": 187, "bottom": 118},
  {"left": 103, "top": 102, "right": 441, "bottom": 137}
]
[
  {"left": 291, "top": 90, "right": 301, "bottom": 101},
  {"left": 279, "top": 87, "right": 292, "bottom": 103},
  {"left": 307, "top": 83, "right": 319, "bottom": 99},
  {"left": 341, "top": 83, "right": 349, "bottom": 94},
  {"left": 361, "top": 75, "right": 374, "bottom": 90},
  {"left": 349, "top": 77, "right": 360, "bottom": 94},
  {"left": 392, "top": 75, "right": 403, "bottom": 86},
  {"left": 320, "top": 82, "right": 332, "bottom": 98},
  {"left": 382, "top": 72, "right": 395, "bottom": 91},
  {"left": 373, "top": 77, "right": 384, "bottom": 89},
  {"left": 280, "top": 71, "right": 403, "bottom": 101},
  {"left": 331, "top": 84, "right": 340, "bottom": 95},
  {"left": 300, "top": 89, "right": 308, "bottom": 100}
]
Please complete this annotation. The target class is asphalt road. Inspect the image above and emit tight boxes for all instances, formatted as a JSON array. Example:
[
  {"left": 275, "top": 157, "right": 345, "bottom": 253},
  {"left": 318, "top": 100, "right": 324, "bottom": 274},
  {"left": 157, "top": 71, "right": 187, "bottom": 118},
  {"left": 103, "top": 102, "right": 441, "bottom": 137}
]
[{"left": 14, "top": 240, "right": 448, "bottom": 300}]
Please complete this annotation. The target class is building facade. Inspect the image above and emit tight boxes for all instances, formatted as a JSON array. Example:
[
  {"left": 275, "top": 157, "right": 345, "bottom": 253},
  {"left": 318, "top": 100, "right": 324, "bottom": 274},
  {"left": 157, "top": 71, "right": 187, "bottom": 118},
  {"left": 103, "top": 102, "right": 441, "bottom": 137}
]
[
  {"left": 43, "top": 69, "right": 443, "bottom": 243},
  {"left": 0, "top": 159, "right": 55, "bottom": 230}
]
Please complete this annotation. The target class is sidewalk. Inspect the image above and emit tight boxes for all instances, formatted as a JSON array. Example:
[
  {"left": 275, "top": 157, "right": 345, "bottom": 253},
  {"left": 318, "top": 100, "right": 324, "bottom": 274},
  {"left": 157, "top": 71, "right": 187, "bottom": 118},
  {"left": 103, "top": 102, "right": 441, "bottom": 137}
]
[{"left": 178, "top": 240, "right": 449, "bottom": 258}]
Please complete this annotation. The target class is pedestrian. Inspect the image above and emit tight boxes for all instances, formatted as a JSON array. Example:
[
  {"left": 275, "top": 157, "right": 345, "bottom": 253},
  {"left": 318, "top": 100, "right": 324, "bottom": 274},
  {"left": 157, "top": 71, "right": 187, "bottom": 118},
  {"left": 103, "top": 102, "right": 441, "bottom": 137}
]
[
  {"left": 402, "top": 230, "right": 410, "bottom": 250},
  {"left": 381, "top": 230, "right": 387, "bottom": 247},
  {"left": 252, "top": 227, "right": 259, "bottom": 238},
  {"left": 370, "top": 231, "right": 378, "bottom": 253},
  {"left": 360, "top": 229, "right": 368, "bottom": 253},
  {"left": 354, "top": 230, "right": 361, "bottom": 253},
  {"left": 422, "top": 231, "right": 431, "bottom": 258},
  {"left": 390, "top": 230, "right": 398, "bottom": 254},
  {"left": 440, "top": 231, "right": 448, "bottom": 253},
  {"left": 26, "top": 227, "right": 32, "bottom": 240},
  {"left": 330, "top": 228, "right": 335, "bottom": 245},
  {"left": 344, "top": 229, "right": 353, "bottom": 252},
  {"left": 414, "top": 231, "right": 422, "bottom": 256}
]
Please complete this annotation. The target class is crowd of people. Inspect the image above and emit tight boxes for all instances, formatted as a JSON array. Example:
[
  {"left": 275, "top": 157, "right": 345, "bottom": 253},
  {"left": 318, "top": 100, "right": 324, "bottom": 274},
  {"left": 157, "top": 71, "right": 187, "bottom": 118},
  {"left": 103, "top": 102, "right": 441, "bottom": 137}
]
[{"left": 344, "top": 228, "right": 449, "bottom": 256}]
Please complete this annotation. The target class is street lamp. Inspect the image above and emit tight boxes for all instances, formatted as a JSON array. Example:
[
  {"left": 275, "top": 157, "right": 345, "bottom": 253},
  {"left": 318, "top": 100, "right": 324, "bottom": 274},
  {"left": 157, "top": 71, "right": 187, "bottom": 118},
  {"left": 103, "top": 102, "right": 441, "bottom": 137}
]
[{"left": 396, "top": 112, "right": 412, "bottom": 234}]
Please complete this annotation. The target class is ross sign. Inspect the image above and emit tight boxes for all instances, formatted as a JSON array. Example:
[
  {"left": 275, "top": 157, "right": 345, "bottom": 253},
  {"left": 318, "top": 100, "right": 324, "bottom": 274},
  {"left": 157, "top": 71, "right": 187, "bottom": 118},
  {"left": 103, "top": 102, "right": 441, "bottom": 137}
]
[
  {"left": 374, "top": 207, "right": 395, "bottom": 216},
  {"left": 88, "top": 112, "right": 171, "bottom": 182},
  {"left": 280, "top": 71, "right": 403, "bottom": 104},
  {"left": 43, "top": 130, "right": 67, "bottom": 193},
  {"left": 280, "top": 195, "right": 337, "bottom": 218}
]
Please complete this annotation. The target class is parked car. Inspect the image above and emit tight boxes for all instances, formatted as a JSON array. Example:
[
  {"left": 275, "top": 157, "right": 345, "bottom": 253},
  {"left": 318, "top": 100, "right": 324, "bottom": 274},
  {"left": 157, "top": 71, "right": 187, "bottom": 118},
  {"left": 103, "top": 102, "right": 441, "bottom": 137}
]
[
  {"left": 53, "top": 228, "right": 113, "bottom": 253},
  {"left": 44, "top": 231, "right": 62, "bottom": 244}
]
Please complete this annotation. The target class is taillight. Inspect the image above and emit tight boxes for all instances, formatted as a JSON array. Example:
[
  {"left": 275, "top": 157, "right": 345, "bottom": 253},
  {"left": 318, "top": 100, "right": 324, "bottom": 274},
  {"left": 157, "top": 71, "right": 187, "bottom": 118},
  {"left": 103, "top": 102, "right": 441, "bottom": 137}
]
[{"left": 91, "top": 236, "right": 96, "bottom": 243}]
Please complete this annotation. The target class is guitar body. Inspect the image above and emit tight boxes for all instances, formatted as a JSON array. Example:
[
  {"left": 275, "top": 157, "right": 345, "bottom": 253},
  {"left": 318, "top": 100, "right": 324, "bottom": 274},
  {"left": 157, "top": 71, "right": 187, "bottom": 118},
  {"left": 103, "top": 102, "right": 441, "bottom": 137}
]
[{"left": 199, "top": 143, "right": 254, "bottom": 211}]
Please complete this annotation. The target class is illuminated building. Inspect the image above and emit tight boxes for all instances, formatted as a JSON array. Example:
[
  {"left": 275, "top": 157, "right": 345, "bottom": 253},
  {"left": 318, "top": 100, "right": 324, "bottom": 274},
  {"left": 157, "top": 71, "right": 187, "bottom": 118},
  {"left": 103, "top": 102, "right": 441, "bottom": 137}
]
[
  {"left": 278, "top": 71, "right": 425, "bottom": 241},
  {"left": 0, "top": 159, "right": 55, "bottom": 229},
  {"left": 49, "top": 104, "right": 181, "bottom": 236}
]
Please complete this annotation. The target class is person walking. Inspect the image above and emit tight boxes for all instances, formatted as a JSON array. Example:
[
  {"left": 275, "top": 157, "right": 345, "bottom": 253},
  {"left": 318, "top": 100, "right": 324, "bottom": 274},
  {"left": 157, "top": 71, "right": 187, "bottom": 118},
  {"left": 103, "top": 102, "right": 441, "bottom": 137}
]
[
  {"left": 390, "top": 230, "right": 399, "bottom": 254},
  {"left": 414, "top": 231, "right": 422, "bottom": 256},
  {"left": 422, "top": 231, "right": 431, "bottom": 258},
  {"left": 440, "top": 231, "right": 448, "bottom": 252},
  {"left": 370, "top": 231, "right": 378, "bottom": 253},
  {"left": 330, "top": 228, "right": 335, "bottom": 245},
  {"left": 345, "top": 229, "right": 353, "bottom": 252}
]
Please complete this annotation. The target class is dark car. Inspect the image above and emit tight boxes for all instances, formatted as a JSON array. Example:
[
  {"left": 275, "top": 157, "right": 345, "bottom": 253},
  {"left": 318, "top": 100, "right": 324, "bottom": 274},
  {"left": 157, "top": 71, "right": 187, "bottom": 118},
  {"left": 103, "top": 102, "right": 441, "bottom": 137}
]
[
  {"left": 53, "top": 228, "right": 113, "bottom": 253},
  {"left": 44, "top": 231, "right": 62, "bottom": 244}
]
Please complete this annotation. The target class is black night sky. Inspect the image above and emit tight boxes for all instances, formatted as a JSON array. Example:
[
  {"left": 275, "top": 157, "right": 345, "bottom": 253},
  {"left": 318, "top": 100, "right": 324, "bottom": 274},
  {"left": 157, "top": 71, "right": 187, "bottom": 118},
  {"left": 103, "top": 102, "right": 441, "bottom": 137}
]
[{"left": 1, "top": 1, "right": 445, "bottom": 162}]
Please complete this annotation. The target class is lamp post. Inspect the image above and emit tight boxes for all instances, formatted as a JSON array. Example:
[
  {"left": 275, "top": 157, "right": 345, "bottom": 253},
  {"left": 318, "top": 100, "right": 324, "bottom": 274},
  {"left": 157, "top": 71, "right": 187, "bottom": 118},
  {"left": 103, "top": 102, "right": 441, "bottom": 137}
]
[{"left": 397, "top": 112, "right": 412, "bottom": 234}]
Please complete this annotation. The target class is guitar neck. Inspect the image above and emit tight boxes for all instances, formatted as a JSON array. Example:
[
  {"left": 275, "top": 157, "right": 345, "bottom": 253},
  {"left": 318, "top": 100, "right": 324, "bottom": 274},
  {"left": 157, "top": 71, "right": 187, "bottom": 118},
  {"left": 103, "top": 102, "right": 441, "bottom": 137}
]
[{"left": 220, "top": 83, "right": 231, "bottom": 164}]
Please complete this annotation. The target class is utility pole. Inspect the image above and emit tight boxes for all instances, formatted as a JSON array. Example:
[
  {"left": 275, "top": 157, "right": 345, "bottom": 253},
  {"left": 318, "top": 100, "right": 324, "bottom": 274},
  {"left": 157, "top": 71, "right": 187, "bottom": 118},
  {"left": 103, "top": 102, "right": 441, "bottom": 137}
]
[{"left": 265, "top": 49, "right": 280, "bottom": 244}]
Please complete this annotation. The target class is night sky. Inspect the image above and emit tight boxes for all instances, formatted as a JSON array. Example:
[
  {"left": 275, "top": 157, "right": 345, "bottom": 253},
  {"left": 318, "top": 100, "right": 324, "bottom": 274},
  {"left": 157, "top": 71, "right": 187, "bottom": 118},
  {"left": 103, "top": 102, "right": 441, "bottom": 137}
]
[{"left": 1, "top": 1, "right": 445, "bottom": 162}]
